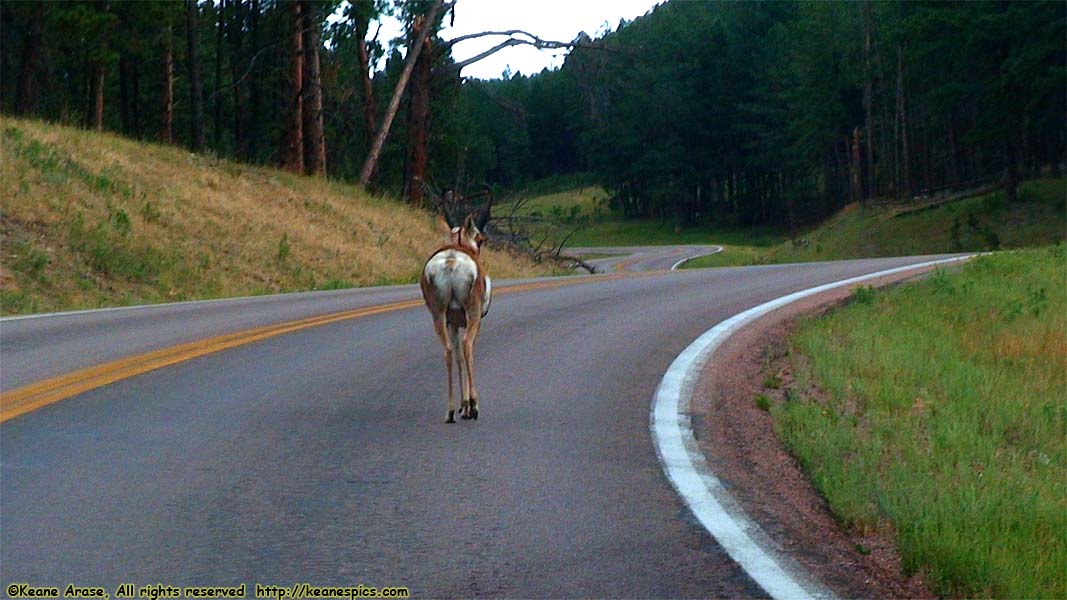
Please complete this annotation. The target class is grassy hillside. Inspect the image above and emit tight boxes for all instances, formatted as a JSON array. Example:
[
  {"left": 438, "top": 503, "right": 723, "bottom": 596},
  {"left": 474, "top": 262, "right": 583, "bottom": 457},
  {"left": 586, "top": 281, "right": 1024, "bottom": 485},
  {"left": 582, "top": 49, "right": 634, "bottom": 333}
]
[
  {"left": 685, "top": 179, "right": 1066, "bottom": 268},
  {"left": 509, "top": 185, "right": 786, "bottom": 248},
  {"left": 0, "top": 118, "right": 560, "bottom": 315},
  {"left": 775, "top": 247, "right": 1065, "bottom": 598},
  {"left": 518, "top": 185, "right": 610, "bottom": 222}
]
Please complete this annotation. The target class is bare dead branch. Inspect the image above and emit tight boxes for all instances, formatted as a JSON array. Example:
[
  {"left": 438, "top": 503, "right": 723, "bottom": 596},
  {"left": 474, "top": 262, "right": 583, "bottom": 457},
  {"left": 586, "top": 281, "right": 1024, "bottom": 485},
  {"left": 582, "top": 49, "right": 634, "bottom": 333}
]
[
  {"left": 449, "top": 39, "right": 524, "bottom": 73},
  {"left": 206, "top": 37, "right": 284, "bottom": 102},
  {"left": 551, "top": 227, "right": 579, "bottom": 257},
  {"left": 560, "top": 255, "right": 598, "bottom": 274},
  {"left": 371, "top": 20, "right": 382, "bottom": 45},
  {"left": 445, "top": 29, "right": 547, "bottom": 47}
]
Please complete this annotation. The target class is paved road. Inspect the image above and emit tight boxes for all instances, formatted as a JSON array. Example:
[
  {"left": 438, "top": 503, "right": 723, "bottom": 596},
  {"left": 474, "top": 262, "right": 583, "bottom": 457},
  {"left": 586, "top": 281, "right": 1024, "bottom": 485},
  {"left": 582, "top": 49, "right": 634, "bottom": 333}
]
[
  {"left": 0, "top": 255, "right": 951, "bottom": 597},
  {"left": 566, "top": 245, "right": 722, "bottom": 273}
]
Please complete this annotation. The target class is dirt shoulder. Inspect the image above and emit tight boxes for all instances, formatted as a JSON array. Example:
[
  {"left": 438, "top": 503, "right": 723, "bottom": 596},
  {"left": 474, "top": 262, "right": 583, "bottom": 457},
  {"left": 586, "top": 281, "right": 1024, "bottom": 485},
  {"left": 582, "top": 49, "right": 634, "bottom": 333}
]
[{"left": 690, "top": 266, "right": 950, "bottom": 599}]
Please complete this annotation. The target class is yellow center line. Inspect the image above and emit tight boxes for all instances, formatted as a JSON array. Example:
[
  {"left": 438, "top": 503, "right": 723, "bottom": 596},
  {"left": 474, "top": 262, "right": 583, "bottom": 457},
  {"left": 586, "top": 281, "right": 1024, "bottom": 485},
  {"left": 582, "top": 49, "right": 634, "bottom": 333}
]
[
  {"left": 614, "top": 256, "right": 641, "bottom": 272},
  {"left": 0, "top": 273, "right": 640, "bottom": 423}
]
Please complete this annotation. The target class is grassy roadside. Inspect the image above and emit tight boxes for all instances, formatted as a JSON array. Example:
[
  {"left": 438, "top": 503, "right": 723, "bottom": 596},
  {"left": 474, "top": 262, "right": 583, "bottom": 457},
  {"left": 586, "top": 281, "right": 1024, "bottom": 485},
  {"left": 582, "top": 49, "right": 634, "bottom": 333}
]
[
  {"left": 0, "top": 118, "right": 561, "bottom": 315},
  {"left": 772, "top": 246, "right": 1066, "bottom": 598},
  {"left": 684, "top": 178, "right": 1066, "bottom": 268}
]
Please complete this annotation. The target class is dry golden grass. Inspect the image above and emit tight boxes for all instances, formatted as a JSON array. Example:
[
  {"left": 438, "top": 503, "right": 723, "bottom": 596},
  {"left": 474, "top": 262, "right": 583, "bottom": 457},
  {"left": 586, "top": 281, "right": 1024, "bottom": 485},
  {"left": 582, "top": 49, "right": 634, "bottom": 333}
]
[{"left": 1, "top": 118, "right": 561, "bottom": 315}]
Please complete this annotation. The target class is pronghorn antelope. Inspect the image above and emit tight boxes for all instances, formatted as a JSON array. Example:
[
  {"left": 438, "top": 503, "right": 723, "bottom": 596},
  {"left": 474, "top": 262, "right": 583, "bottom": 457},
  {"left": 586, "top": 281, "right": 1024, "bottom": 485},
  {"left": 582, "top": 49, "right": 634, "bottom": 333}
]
[{"left": 420, "top": 196, "right": 492, "bottom": 423}]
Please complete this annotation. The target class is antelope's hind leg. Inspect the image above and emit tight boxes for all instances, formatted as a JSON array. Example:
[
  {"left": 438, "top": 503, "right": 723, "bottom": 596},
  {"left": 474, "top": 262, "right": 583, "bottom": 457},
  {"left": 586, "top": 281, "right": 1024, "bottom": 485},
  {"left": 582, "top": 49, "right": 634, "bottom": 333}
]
[
  {"left": 432, "top": 315, "right": 457, "bottom": 423},
  {"left": 461, "top": 317, "right": 481, "bottom": 420},
  {"left": 449, "top": 324, "right": 471, "bottom": 419}
]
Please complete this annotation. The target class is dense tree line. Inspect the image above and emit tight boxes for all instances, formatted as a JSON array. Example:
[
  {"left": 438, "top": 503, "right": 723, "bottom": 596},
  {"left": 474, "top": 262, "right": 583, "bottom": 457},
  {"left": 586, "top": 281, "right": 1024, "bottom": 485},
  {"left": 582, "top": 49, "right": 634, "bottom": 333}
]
[
  {"left": 1, "top": 0, "right": 430, "bottom": 185},
  {"left": 3, "top": 1, "right": 1064, "bottom": 227},
  {"left": 464, "top": 1, "right": 1066, "bottom": 227},
  {"left": 5, "top": 1, "right": 282, "bottom": 163}
]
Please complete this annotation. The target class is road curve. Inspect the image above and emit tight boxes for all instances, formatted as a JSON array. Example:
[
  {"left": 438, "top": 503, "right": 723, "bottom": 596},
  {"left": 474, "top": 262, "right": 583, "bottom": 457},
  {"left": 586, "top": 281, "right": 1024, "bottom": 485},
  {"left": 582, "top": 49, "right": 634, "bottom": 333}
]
[
  {"left": 0, "top": 255, "right": 953, "bottom": 597},
  {"left": 566, "top": 245, "right": 722, "bottom": 272}
]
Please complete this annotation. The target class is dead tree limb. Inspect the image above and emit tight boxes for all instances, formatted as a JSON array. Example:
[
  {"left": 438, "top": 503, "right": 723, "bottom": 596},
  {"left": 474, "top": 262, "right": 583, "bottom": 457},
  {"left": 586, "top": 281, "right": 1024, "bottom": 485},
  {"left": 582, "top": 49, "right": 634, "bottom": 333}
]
[
  {"left": 561, "top": 255, "right": 598, "bottom": 274},
  {"left": 448, "top": 32, "right": 574, "bottom": 73}
]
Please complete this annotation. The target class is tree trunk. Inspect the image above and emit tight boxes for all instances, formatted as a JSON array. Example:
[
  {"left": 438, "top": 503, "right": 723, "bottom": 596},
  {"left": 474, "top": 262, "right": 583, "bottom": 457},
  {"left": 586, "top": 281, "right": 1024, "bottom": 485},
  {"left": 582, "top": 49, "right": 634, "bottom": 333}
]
[
  {"left": 283, "top": 0, "right": 304, "bottom": 173},
  {"left": 404, "top": 19, "right": 432, "bottom": 205},
  {"left": 782, "top": 172, "right": 796, "bottom": 238},
  {"left": 892, "top": 57, "right": 901, "bottom": 200},
  {"left": 896, "top": 42, "right": 911, "bottom": 198},
  {"left": 876, "top": 41, "right": 891, "bottom": 199},
  {"left": 358, "top": 0, "right": 445, "bottom": 187},
  {"left": 119, "top": 56, "right": 131, "bottom": 133},
  {"left": 947, "top": 117, "right": 960, "bottom": 188},
  {"left": 850, "top": 128, "right": 864, "bottom": 204},
  {"left": 354, "top": 12, "right": 378, "bottom": 185},
  {"left": 1003, "top": 137, "right": 1019, "bottom": 204},
  {"left": 160, "top": 25, "right": 174, "bottom": 143},
  {"left": 227, "top": 0, "right": 247, "bottom": 159},
  {"left": 248, "top": 0, "right": 261, "bottom": 160},
  {"left": 15, "top": 2, "right": 45, "bottom": 116},
  {"left": 213, "top": 0, "right": 225, "bottom": 148},
  {"left": 131, "top": 61, "right": 141, "bottom": 135},
  {"left": 186, "top": 0, "right": 206, "bottom": 151},
  {"left": 1021, "top": 112, "right": 1032, "bottom": 177},
  {"left": 354, "top": 10, "right": 377, "bottom": 144},
  {"left": 87, "top": 62, "right": 105, "bottom": 130},
  {"left": 729, "top": 166, "right": 738, "bottom": 219},
  {"left": 861, "top": 0, "right": 875, "bottom": 203},
  {"left": 921, "top": 121, "right": 933, "bottom": 192},
  {"left": 302, "top": 0, "right": 326, "bottom": 176}
]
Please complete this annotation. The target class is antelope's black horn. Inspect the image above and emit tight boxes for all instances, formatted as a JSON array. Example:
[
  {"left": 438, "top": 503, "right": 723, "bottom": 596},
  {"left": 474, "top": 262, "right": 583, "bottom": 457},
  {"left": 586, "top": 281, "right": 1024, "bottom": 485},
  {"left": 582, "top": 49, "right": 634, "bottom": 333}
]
[
  {"left": 441, "top": 190, "right": 459, "bottom": 228},
  {"left": 474, "top": 205, "right": 491, "bottom": 230}
]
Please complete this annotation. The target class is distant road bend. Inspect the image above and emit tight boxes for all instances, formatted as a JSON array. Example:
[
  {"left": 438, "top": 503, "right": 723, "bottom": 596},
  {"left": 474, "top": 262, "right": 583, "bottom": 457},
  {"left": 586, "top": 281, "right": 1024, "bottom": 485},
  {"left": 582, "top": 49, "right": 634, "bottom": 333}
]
[
  {"left": 0, "top": 251, "right": 956, "bottom": 597},
  {"left": 566, "top": 244, "right": 722, "bottom": 272}
]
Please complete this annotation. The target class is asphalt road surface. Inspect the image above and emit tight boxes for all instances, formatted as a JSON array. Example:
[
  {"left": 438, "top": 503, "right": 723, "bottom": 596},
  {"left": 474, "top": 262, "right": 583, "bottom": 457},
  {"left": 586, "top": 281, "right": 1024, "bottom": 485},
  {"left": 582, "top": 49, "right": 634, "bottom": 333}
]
[{"left": 0, "top": 254, "right": 952, "bottom": 597}]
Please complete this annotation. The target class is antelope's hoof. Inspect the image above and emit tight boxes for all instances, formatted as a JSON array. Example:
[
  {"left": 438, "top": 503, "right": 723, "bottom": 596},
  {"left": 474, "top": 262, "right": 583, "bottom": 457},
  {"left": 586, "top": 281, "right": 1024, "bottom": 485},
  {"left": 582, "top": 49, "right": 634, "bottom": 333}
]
[
  {"left": 446, "top": 410, "right": 456, "bottom": 423},
  {"left": 470, "top": 406, "right": 479, "bottom": 420},
  {"left": 460, "top": 409, "right": 473, "bottom": 420}
]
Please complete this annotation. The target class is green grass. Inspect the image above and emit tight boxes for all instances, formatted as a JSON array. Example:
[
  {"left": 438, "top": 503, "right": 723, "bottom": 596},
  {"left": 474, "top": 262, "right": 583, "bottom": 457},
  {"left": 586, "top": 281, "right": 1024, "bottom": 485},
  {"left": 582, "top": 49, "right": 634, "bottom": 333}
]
[
  {"left": 683, "top": 244, "right": 769, "bottom": 268},
  {"left": 775, "top": 246, "right": 1066, "bottom": 598},
  {"left": 515, "top": 186, "right": 610, "bottom": 221},
  {"left": 762, "top": 373, "right": 783, "bottom": 389},
  {"left": 511, "top": 182, "right": 788, "bottom": 248},
  {"left": 683, "top": 178, "right": 1066, "bottom": 268}
]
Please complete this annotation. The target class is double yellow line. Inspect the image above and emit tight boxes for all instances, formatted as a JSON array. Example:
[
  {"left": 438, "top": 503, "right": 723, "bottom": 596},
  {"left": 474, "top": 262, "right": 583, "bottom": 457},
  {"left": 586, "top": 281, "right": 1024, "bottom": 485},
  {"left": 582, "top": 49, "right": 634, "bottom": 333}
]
[{"left": 0, "top": 274, "right": 635, "bottom": 423}]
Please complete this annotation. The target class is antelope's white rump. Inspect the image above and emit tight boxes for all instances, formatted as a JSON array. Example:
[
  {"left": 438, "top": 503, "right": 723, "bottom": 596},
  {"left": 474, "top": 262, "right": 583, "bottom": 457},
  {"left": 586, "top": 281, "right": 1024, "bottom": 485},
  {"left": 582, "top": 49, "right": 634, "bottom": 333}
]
[{"left": 423, "top": 249, "right": 479, "bottom": 311}]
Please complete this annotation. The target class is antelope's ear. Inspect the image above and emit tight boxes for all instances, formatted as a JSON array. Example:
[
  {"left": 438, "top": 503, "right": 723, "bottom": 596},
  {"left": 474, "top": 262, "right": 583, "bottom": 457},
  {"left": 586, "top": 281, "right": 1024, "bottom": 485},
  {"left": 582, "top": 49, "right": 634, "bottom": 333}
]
[
  {"left": 462, "top": 212, "right": 479, "bottom": 235},
  {"left": 461, "top": 213, "right": 482, "bottom": 249}
]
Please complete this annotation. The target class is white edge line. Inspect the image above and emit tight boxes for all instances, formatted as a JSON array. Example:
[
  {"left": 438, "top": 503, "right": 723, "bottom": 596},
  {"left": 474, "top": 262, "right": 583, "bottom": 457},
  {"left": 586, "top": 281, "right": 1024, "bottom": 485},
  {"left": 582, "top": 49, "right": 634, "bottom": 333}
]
[
  {"left": 670, "top": 246, "right": 724, "bottom": 271},
  {"left": 650, "top": 254, "right": 975, "bottom": 600}
]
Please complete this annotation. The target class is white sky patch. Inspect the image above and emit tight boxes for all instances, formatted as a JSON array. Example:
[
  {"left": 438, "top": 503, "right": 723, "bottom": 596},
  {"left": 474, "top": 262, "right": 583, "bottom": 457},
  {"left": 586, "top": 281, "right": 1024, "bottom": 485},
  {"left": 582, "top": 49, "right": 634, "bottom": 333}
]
[
  {"left": 441, "top": 0, "right": 662, "bottom": 78},
  {"left": 334, "top": 0, "right": 663, "bottom": 80}
]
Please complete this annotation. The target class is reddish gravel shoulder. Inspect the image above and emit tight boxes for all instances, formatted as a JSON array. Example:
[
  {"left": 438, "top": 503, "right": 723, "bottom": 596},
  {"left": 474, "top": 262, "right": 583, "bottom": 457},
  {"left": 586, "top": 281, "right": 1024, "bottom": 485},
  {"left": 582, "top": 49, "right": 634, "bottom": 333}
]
[{"left": 689, "top": 266, "right": 951, "bottom": 599}]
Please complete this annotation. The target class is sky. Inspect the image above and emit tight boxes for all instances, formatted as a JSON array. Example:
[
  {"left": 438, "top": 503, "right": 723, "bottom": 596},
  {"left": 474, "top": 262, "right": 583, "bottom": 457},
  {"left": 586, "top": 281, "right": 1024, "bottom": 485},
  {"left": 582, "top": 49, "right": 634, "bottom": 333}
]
[{"left": 371, "top": 0, "right": 665, "bottom": 80}]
